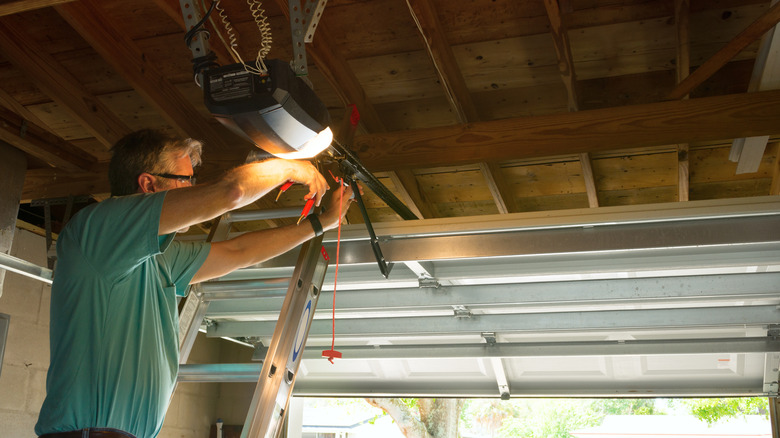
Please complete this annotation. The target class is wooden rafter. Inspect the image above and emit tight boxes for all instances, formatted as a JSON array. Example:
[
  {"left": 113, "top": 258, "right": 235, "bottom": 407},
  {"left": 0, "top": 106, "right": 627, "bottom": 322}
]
[
  {"left": 0, "top": 0, "right": 75, "bottom": 17},
  {"left": 392, "top": 169, "right": 436, "bottom": 219},
  {"left": 354, "top": 89, "right": 780, "bottom": 171},
  {"left": 478, "top": 162, "right": 512, "bottom": 214},
  {"left": 675, "top": 0, "right": 691, "bottom": 202},
  {"left": 667, "top": 1, "right": 780, "bottom": 100},
  {"left": 578, "top": 153, "right": 599, "bottom": 208},
  {"left": 0, "top": 16, "right": 132, "bottom": 147},
  {"left": 55, "top": 0, "right": 232, "bottom": 151},
  {"left": 405, "top": 0, "right": 514, "bottom": 215},
  {"left": 544, "top": 0, "right": 599, "bottom": 208},
  {"left": 379, "top": 171, "right": 425, "bottom": 220},
  {"left": 677, "top": 145, "right": 690, "bottom": 202},
  {"left": 543, "top": 0, "right": 579, "bottom": 112},
  {"left": 0, "top": 107, "right": 95, "bottom": 172},
  {"left": 21, "top": 165, "right": 110, "bottom": 204},
  {"left": 0, "top": 87, "right": 56, "bottom": 135},
  {"left": 771, "top": 142, "right": 780, "bottom": 196},
  {"left": 406, "top": 0, "right": 478, "bottom": 123},
  {"left": 731, "top": 0, "right": 780, "bottom": 174},
  {"left": 271, "top": 0, "right": 385, "bottom": 133}
]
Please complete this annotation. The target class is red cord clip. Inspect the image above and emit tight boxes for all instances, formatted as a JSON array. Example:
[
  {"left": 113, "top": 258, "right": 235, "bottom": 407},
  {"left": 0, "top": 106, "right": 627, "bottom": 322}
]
[{"left": 321, "top": 349, "right": 342, "bottom": 364}]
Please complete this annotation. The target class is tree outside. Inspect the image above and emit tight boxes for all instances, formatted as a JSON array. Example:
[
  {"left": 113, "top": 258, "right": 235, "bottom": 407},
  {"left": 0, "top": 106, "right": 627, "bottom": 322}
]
[{"left": 303, "top": 397, "right": 771, "bottom": 438}]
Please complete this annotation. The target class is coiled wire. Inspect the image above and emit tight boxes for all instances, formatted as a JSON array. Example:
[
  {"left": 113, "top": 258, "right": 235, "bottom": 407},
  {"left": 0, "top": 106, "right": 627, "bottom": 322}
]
[{"left": 213, "top": 0, "right": 271, "bottom": 75}]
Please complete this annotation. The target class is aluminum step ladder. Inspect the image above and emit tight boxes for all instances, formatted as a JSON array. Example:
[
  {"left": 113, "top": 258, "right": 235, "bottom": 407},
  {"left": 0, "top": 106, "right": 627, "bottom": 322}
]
[{"left": 177, "top": 207, "right": 330, "bottom": 438}]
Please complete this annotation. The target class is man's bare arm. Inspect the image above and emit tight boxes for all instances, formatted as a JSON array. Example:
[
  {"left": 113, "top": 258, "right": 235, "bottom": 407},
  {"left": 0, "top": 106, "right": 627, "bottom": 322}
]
[
  {"left": 157, "top": 159, "right": 328, "bottom": 235},
  {"left": 191, "top": 184, "right": 355, "bottom": 283}
]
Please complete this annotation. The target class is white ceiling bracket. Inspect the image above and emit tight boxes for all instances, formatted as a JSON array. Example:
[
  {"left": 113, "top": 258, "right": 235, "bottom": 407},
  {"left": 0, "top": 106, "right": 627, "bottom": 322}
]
[
  {"left": 489, "top": 357, "right": 511, "bottom": 400},
  {"left": 482, "top": 332, "right": 510, "bottom": 399}
]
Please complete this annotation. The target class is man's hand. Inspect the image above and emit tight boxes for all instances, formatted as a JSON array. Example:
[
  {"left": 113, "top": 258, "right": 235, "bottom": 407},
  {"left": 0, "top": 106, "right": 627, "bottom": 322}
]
[
  {"left": 277, "top": 159, "right": 329, "bottom": 206},
  {"left": 320, "top": 182, "right": 359, "bottom": 231}
]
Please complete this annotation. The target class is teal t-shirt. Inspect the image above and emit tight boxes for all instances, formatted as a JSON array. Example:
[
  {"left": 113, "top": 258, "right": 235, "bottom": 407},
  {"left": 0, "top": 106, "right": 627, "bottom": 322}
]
[{"left": 35, "top": 192, "right": 210, "bottom": 438}]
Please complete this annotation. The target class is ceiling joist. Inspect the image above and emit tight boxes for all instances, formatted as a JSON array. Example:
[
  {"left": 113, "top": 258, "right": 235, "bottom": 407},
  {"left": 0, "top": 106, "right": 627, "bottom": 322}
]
[
  {"left": 0, "top": 0, "right": 75, "bottom": 17},
  {"left": 354, "top": 89, "right": 780, "bottom": 171},
  {"left": 0, "top": 107, "right": 95, "bottom": 172},
  {"left": 0, "top": 16, "right": 132, "bottom": 147},
  {"left": 406, "top": 0, "right": 479, "bottom": 123},
  {"left": 272, "top": 0, "right": 386, "bottom": 133},
  {"left": 668, "top": 0, "right": 780, "bottom": 99},
  {"left": 54, "top": 0, "right": 233, "bottom": 151}
]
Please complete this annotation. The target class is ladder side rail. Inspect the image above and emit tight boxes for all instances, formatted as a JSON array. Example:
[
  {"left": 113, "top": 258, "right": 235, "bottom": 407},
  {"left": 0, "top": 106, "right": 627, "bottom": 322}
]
[{"left": 241, "top": 235, "right": 329, "bottom": 438}]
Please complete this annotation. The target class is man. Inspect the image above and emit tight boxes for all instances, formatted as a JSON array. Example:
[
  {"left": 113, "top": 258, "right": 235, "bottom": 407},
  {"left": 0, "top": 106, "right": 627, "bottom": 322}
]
[{"left": 35, "top": 129, "right": 355, "bottom": 438}]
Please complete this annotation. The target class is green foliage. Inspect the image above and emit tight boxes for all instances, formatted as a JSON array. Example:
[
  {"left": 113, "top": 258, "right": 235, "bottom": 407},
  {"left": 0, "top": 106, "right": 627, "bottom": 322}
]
[
  {"left": 460, "top": 399, "right": 661, "bottom": 438},
  {"left": 673, "top": 398, "right": 769, "bottom": 425},
  {"left": 497, "top": 400, "right": 603, "bottom": 438},
  {"left": 594, "top": 399, "right": 659, "bottom": 416},
  {"left": 400, "top": 398, "right": 419, "bottom": 410}
]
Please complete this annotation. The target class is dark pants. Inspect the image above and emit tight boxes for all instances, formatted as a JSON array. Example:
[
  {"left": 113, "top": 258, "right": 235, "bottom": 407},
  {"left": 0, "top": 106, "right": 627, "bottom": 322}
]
[{"left": 39, "top": 428, "right": 137, "bottom": 438}]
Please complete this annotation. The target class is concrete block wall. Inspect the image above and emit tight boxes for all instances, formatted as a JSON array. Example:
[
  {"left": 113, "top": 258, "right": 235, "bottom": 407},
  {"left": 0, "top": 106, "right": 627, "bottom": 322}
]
[
  {"left": 0, "top": 229, "right": 225, "bottom": 438},
  {"left": 0, "top": 229, "right": 50, "bottom": 437}
]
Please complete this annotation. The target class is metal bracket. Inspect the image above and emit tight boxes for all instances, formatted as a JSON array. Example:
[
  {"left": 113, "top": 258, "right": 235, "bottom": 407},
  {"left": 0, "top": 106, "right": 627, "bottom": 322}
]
[
  {"left": 289, "top": 0, "right": 328, "bottom": 75},
  {"left": 453, "top": 305, "right": 472, "bottom": 319},
  {"left": 768, "top": 324, "right": 780, "bottom": 339},
  {"left": 482, "top": 332, "right": 497, "bottom": 346},
  {"left": 418, "top": 277, "right": 440, "bottom": 288}
]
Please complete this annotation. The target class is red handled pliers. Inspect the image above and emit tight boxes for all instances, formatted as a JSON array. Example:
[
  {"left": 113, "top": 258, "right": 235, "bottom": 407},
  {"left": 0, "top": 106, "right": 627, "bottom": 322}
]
[{"left": 276, "top": 181, "right": 316, "bottom": 224}]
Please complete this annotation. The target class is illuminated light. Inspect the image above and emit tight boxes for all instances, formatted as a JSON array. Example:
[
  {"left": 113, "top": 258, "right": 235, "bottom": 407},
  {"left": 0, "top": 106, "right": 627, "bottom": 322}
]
[
  {"left": 204, "top": 59, "right": 332, "bottom": 159},
  {"left": 274, "top": 127, "right": 333, "bottom": 160}
]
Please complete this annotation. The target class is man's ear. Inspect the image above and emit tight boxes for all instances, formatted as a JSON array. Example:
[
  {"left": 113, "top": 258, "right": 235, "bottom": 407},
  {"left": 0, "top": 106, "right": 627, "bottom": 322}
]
[{"left": 137, "top": 173, "right": 156, "bottom": 193}]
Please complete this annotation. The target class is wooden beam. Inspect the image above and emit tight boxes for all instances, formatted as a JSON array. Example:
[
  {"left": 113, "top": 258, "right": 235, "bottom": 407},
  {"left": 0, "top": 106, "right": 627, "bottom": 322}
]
[
  {"left": 0, "top": 0, "right": 75, "bottom": 17},
  {"left": 675, "top": 0, "right": 691, "bottom": 87},
  {"left": 544, "top": 0, "right": 579, "bottom": 112},
  {"left": 732, "top": 0, "right": 780, "bottom": 174},
  {"left": 392, "top": 169, "right": 436, "bottom": 219},
  {"left": 55, "top": 0, "right": 232, "bottom": 151},
  {"left": 0, "top": 107, "right": 95, "bottom": 172},
  {"left": 677, "top": 145, "right": 690, "bottom": 202},
  {"left": 353, "top": 89, "right": 780, "bottom": 171},
  {"left": 406, "top": 0, "right": 479, "bottom": 123},
  {"left": 667, "top": 1, "right": 780, "bottom": 100},
  {"left": 676, "top": 0, "right": 691, "bottom": 202},
  {"left": 771, "top": 142, "right": 780, "bottom": 196},
  {"left": 271, "top": 0, "right": 386, "bottom": 133},
  {"left": 0, "top": 16, "right": 132, "bottom": 147},
  {"left": 579, "top": 153, "right": 599, "bottom": 207},
  {"left": 545, "top": 0, "right": 598, "bottom": 207},
  {"left": 478, "top": 162, "right": 512, "bottom": 214},
  {"left": 379, "top": 171, "right": 424, "bottom": 220},
  {"left": 0, "top": 87, "right": 56, "bottom": 135},
  {"left": 21, "top": 165, "right": 110, "bottom": 204}
]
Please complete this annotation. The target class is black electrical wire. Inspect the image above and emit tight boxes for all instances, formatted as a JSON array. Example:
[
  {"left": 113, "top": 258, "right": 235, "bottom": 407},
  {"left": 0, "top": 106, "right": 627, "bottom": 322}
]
[
  {"left": 184, "top": 0, "right": 220, "bottom": 81},
  {"left": 184, "top": 0, "right": 216, "bottom": 49}
]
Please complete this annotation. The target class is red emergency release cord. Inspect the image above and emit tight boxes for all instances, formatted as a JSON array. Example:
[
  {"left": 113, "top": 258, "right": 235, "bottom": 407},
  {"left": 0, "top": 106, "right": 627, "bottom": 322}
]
[{"left": 322, "top": 173, "right": 345, "bottom": 364}]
